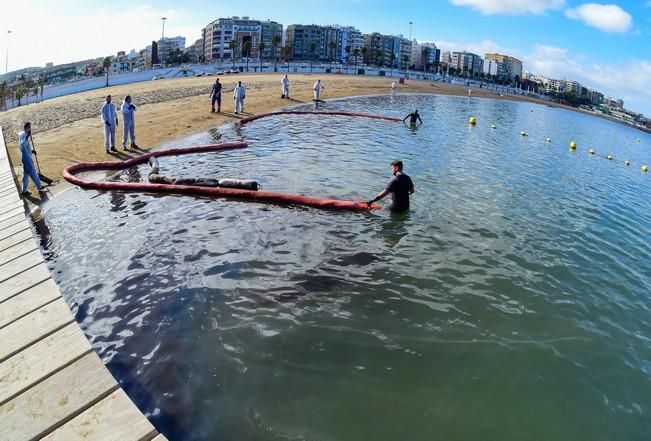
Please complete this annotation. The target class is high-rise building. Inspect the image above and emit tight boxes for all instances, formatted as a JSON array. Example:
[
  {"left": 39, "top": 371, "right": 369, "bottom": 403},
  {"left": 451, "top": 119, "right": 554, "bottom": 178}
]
[
  {"left": 261, "top": 20, "right": 283, "bottom": 59},
  {"left": 158, "top": 36, "right": 186, "bottom": 65},
  {"left": 411, "top": 41, "right": 440, "bottom": 70},
  {"left": 483, "top": 59, "right": 506, "bottom": 78},
  {"left": 339, "top": 26, "right": 364, "bottom": 63},
  {"left": 450, "top": 51, "right": 483, "bottom": 74},
  {"left": 484, "top": 53, "right": 522, "bottom": 80},
  {"left": 363, "top": 33, "right": 402, "bottom": 67},
  {"left": 286, "top": 25, "right": 325, "bottom": 60},
  {"left": 202, "top": 17, "right": 283, "bottom": 62}
]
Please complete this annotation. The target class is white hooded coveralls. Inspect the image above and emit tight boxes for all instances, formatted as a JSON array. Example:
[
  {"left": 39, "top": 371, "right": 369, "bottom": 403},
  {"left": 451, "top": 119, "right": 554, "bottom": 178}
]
[
  {"left": 233, "top": 84, "right": 246, "bottom": 113},
  {"left": 101, "top": 101, "right": 118, "bottom": 150},
  {"left": 121, "top": 100, "right": 137, "bottom": 146}
]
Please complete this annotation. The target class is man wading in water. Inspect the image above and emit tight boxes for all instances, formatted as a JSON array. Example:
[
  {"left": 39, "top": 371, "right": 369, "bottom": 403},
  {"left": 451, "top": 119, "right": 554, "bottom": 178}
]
[
  {"left": 368, "top": 160, "right": 415, "bottom": 212},
  {"left": 403, "top": 109, "right": 422, "bottom": 125}
]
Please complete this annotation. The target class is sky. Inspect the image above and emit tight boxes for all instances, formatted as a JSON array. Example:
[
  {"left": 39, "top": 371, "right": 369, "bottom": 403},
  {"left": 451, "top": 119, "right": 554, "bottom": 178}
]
[{"left": 1, "top": 0, "right": 650, "bottom": 114}]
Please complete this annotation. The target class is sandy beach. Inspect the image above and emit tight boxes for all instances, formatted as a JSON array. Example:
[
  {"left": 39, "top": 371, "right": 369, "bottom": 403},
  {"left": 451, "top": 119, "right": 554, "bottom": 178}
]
[{"left": 0, "top": 73, "right": 565, "bottom": 193}]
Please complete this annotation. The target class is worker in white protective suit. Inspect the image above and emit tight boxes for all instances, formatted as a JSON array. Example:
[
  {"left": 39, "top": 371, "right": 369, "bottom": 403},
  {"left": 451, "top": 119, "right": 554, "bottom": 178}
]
[
  {"left": 281, "top": 75, "right": 290, "bottom": 98},
  {"left": 101, "top": 95, "right": 118, "bottom": 153},
  {"left": 313, "top": 79, "right": 324, "bottom": 101},
  {"left": 120, "top": 95, "right": 138, "bottom": 149},
  {"left": 233, "top": 81, "right": 246, "bottom": 114}
]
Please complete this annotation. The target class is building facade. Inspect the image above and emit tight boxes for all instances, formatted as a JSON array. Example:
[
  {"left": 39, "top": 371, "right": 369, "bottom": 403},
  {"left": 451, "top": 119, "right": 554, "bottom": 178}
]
[
  {"left": 202, "top": 17, "right": 282, "bottom": 62},
  {"left": 410, "top": 41, "right": 440, "bottom": 70},
  {"left": 286, "top": 24, "right": 325, "bottom": 60},
  {"left": 484, "top": 53, "right": 522, "bottom": 80},
  {"left": 158, "top": 36, "right": 186, "bottom": 65},
  {"left": 450, "top": 51, "right": 483, "bottom": 75},
  {"left": 363, "top": 33, "right": 402, "bottom": 67}
]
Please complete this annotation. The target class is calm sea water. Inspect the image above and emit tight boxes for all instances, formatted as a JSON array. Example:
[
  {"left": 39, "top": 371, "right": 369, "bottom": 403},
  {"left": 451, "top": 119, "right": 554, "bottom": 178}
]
[{"left": 38, "top": 95, "right": 651, "bottom": 441}]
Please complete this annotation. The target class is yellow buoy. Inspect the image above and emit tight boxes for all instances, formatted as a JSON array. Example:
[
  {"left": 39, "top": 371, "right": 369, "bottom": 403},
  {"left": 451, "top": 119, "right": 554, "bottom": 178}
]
[
  {"left": 469, "top": 117, "right": 477, "bottom": 125},
  {"left": 643, "top": 165, "right": 648, "bottom": 173},
  {"left": 588, "top": 149, "right": 595, "bottom": 154},
  {"left": 607, "top": 155, "right": 613, "bottom": 160},
  {"left": 569, "top": 141, "right": 577, "bottom": 149},
  {"left": 624, "top": 160, "right": 630, "bottom": 166}
]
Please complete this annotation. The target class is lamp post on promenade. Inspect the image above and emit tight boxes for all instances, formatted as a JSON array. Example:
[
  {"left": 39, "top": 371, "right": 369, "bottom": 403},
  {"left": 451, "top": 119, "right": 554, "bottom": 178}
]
[
  {"left": 161, "top": 17, "right": 167, "bottom": 39},
  {"left": 5, "top": 30, "right": 11, "bottom": 75}
]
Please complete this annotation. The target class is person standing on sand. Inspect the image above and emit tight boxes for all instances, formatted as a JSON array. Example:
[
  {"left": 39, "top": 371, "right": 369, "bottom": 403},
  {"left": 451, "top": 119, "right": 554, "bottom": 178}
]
[
  {"left": 18, "top": 122, "right": 46, "bottom": 196},
  {"left": 367, "top": 160, "right": 415, "bottom": 212},
  {"left": 101, "top": 95, "right": 118, "bottom": 153},
  {"left": 391, "top": 81, "right": 397, "bottom": 94},
  {"left": 233, "top": 81, "right": 246, "bottom": 114},
  {"left": 210, "top": 78, "right": 222, "bottom": 112},
  {"left": 281, "top": 75, "right": 290, "bottom": 98},
  {"left": 313, "top": 79, "right": 323, "bottom": 100},
  {"left": 120, "top": 95, "right": 138, "bottom": 150}
]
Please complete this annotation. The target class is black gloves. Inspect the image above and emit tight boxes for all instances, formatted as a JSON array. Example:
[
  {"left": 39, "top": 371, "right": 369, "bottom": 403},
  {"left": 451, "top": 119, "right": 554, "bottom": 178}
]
[{"left": 32, "top": 150, "right": 37, "bottom": 155}]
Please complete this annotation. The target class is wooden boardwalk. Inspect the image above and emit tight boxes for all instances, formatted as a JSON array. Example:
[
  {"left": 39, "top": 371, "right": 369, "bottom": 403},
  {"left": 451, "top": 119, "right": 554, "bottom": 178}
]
[{"left": 0, "top": 127, "right": 168, "bottom": 440}]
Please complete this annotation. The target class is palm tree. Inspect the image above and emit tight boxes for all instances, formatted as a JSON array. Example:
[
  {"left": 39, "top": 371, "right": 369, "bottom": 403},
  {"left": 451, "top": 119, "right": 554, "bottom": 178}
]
[
  {"left": 32, "top": 83, "right": 40, "bottom": 103},
  {"left": 242, "top": 40, "right": 252, "bottom": 71},
  {"left": 345, "top": 45, "right": 351, "bottom": 73},
  {"left": 360, "top": 47, "right": 367, "bottom": 66},
  {"left": 37, "top": 75, "right": 45, "bottom": 102},
  {"left": 0, "top": 81, "right": 6, "bottom": 110},
  {"left": 102, "top": 56, "right": 112, "bottom": 87},
  {"left": 282, "top": 45, "right": 292, "bottom": 71},
  {"left": 328, "top": 40, "right": 337, "bottom": 71},
  {"left": 272, "top": 35, "right": 282, "bottom": 71},
  {"left": 421, "top": 47, "right": 430, "bottom": 73},
  {"left": 389, "top": 52, "right": 396, "bottom": 76},
  {"left": 309, "top": 42, "right": 317, "bottom": 72},
  {"left": 353, "top": 48, "right": 360, "bottom": 74},
  {"left": 15, "top": 86, "right": 27, "bottom": 106},
  {"left": 228, "top": 39, "right": 237, "bottom": 69},
  {"left": 401, "top": 55, "right": 409, "bottom": 73},
  {"left": 375, "top": 49, "right": 382, "bottom": 67},
  {"left": 258, "top": 41, "right": 266, "bottom": 71}
]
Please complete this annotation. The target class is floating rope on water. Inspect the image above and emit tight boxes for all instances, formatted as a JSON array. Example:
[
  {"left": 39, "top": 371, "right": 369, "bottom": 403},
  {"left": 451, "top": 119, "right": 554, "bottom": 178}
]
[{"left": 239, "top": 110, "right": 402, "bottom": 126}]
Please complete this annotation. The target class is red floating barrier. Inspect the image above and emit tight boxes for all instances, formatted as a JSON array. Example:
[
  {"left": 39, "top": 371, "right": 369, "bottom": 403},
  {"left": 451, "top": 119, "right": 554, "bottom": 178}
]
[{"left": 63, "top": 142, "right": 380, "bottom": 212}]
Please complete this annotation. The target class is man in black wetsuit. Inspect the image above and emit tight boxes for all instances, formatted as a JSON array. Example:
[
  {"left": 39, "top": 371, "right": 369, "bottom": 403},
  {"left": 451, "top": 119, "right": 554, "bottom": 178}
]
[
  {"left": 403, "top": 109, "right": 422, "bottom": 125},
  {"left": 367, "top": 160, "right": 415, "bottom": 212}
]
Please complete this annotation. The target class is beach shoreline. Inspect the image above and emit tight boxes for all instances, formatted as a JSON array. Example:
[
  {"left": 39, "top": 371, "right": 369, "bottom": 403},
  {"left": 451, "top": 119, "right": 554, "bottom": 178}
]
[{"left": 0, "top": 73, "right": 631, "bottom": 197}]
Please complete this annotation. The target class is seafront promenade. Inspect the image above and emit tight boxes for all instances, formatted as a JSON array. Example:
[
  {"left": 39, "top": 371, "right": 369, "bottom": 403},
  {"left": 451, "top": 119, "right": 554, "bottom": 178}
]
[{"left": 0, "top": 125, "right": 167, "bottom": 440}]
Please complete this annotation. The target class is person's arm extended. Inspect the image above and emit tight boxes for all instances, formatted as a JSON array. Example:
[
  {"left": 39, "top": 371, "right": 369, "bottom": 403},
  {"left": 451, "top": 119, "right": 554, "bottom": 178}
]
[
  {"left": 402, "top": 114, "right": 409, "bottom": 122},
  {"left": 367, "top": 189, "right": 389, "bottom": 206},
  {"left": 417, "top": 115, "right": 423, "bottom": 124}
]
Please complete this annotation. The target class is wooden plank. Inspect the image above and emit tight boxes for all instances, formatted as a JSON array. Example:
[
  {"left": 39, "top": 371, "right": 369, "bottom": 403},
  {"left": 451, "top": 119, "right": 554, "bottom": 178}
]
[
  {"left": 0, "top": 353, "right": 118, "bottom": 441},
  {"left": 0, "top": 201, "right": 23, "bottom": 219},
  {"left": 0, "top": 213, "right": 24, "bottom": 232},
  {"left": 41, "top": 389, "right": 158, "bottom": 441},
  {"left": 0, "top": 219, "right": 29, "bottom": 242},
  {"left": 0, "top": 279, "right": 63, "bottom": 331},
  {"left": 0, "top": 236, "right": 36, "bottom": 266},
  {"left": 152, "top": 435, "right": 169, "bottom": 441},
  {"left": 0, "top": 193, "right": 20, "bottom": 207},
  {"left": 0, "top": 206, "right": 23, "bottom": 223},
  {"left": 0, "top": 186, "right": 16, "bottom": 197},
  {"left": 0, "top": 322, "right": 92, "bottom": 405},
  {"left": 0, "top": 228, "right": 32, "bottom": 254},
  {"left": 0, "top": 263, "right": 51, "bottom": 303},
  {"left": 0, "top": 249, "right": 43, "bottom": 283}
]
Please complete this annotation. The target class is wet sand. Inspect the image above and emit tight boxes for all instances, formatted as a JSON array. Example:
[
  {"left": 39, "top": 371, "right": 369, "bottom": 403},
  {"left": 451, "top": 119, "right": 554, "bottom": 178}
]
[{"left": 0, "top": 73, "right": 565, "bottom": 193}]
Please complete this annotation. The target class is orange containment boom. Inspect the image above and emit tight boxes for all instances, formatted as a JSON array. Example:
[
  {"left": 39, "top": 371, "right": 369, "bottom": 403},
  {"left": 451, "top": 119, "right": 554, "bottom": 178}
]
[{"left": 63, "top": 143, "right": 380, "bottom": 212}]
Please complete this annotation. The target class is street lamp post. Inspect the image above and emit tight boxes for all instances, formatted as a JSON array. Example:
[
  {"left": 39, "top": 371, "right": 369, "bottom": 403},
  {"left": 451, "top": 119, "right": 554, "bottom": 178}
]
[
  {"left": 5, "top": 30, "right": 11, "bottom": 75},
  {"left": 161, "top": 17, "right": 167, "bottom": 39},
  {"left": 160, "top": 17, "right": 167, "bottom": 65},
  {"left": 408, "top": 21, "right": 413, "bottom": 41}
]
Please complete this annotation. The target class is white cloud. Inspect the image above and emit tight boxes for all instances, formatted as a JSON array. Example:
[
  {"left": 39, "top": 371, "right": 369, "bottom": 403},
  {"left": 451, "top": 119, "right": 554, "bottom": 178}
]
[
  {"left": 524, "top": 44, "right": 651, "bottom": 115},
  {"left": 449, "top": 0, "right": 565, "bottom": 15},
  {"left": 431, "top": 39, "right": 523, "bottom": 59},
  {"left": 0, "top": 4, "right": 201, "bottom": 71},
  {"left": 565, "top": 3, "right": 632, "bottom": 33}
]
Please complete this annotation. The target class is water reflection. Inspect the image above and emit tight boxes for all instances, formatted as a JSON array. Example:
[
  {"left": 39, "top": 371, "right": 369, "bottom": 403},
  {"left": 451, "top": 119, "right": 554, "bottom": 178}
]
[{"left": 40, "top": 94, "right": 651, "bottom": 441}]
